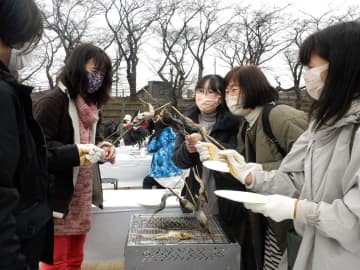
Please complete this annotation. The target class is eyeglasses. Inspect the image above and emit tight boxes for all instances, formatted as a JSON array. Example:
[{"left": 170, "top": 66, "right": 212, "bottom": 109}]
[
  {"left": 195, "top": 88, "right": 220, "bottom": 98},
  {"left": 225, "top": 85, "right": 241, "bottom": 94}
]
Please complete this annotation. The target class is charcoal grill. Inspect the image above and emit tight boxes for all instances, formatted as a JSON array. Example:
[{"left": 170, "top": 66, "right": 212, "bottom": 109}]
[{"left": 124, "top": 213, "right": 240, "bottom": 270}]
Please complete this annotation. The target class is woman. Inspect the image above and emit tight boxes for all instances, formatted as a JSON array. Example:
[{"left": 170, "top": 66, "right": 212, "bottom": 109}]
[
  {"left": 219, "top": 21, "right": 360, "bottom": 270},
  {"left": 0, "top": 1, "right": 103, "bottom": 269},
  {"left": 143, "top": 117, "right": 182, "bottom": 189},
  {"left": 224, "top": 65, "right": 307, "bottom": 270},
  {"left": 172, "top": 74, "right": 241, "bottom": 225},
  {"left": 34, "top": 43, "right": 115, "bottom": 270}
]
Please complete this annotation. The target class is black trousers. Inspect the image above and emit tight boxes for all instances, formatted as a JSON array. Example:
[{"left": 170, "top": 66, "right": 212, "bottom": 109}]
[
  {"left": 142, "top": 175, "right": 164, "bottom": 189},
  {"left": 20, "top": 220, "right": 53, "bottom": 270}
]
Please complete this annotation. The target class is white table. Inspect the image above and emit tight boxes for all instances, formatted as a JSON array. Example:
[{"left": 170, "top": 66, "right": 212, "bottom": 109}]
[
  {"left": 100, "top": 146, "right": 152, "bottom": 188},
  {"left": 84, "top": 189, "right": 181, "bottom": 263}
]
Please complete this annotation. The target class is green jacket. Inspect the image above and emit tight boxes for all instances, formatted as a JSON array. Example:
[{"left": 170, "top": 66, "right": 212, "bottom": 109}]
[{"left": 237, "top": 104, "right": 308, "bottom": 270}]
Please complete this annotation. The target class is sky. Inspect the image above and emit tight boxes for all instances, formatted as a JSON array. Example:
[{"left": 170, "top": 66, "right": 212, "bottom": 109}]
[{"left": 135, "top": 0, "right": 358, "bottom": 91}]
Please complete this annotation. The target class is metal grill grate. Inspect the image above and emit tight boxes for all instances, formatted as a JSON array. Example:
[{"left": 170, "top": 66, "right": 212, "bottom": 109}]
[
  {"left": 127, "top": 213, "right": 228, "bottom": 246},
  {"left": 125, "top": 213, "right": 241, "bottom": 269}
]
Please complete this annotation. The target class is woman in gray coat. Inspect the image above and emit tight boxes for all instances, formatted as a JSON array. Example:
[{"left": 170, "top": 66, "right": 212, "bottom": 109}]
[{"left": 217, "top": 21, "right": 360, "bottom": 270}]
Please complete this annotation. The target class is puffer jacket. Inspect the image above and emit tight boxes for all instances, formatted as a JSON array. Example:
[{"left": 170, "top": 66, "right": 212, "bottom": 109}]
[
  {"left": 0, "top": 62, "right": 78, "bottom": 268},
  {"left": 147, "top": 127, "right": 182, "bottom": 178},
  {"left": 172, "top": 106, "right": 244, "bottom": 239}
]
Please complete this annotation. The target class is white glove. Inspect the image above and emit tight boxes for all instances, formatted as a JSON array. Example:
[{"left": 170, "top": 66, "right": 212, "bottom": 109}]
[
  {"left": 77, "top": 144, "right": 105, "bottom": 165},
  {"left": 244, "top": 194, "right": 298, "bottom": 222},
  {"left": 195, "top": 142, "right": 219, "bottom": 161},
  {"left": 217, "top": 149, "right": 262, "bottom": 185},
  {"left": 85, "top": 146, "right": 105, "bottom": 164}
]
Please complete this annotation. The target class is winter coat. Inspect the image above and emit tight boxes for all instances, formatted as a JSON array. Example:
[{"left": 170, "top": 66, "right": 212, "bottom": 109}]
[
  {"left": 236, "top": 104, "right": 308, "bottom": 270},
  {"left": 147, "top": 127, "right": 182, "bottom": 178},
  {"left": 251, "top": 99, "right": 360, "bottom": 270},
  {"left": 0, "top": 62, "right": 78, "bottom": 268},
  {"left": 34, "top": 82, "right": 103, "bottom": 218},
  {"left": 172, "top": 107, "right": 244, "bottom": 237}
]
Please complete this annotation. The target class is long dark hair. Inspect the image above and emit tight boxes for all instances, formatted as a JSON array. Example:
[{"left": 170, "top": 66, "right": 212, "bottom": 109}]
[
  {"left": 225, "top": 65, "right": 278, "bottom": 108},
  {"left": 0, "top": 0, "right": 43, "bottom": 52},
  {"left": 57, "top": 43, "right": 112, "bottom": 107},
  {"left": 299, "top": 21, "right": 360, "bottom": 128}
]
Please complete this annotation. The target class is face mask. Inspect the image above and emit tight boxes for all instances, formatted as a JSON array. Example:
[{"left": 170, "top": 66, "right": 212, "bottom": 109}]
[
  {"left": 225, "top": 95, "right": 251, "bottom": 116},
  {"left": 8, "top": 48, "right": 26, "bottom": 72},
  {"left": 303, "top": 63, "right": 329, "bottom": 100},
  {"left": 196, "top": 94, "right": 221, "bottom": 114},
  {"left": 87, "top": 72, "right": 104, "bottom": 94}
]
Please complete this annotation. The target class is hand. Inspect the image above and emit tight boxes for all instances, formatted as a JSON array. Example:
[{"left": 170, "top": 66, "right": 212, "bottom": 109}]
[
  {"left": 97, "top": 141, "right": 116, "bottom": 164},
  {"left": 217, "top": 149, "right": 262, "bottom": 185},
  {"left": 185, "top": 133, "right": 202, "bottom": 153},
  {"left": 244, "top": 194, "right": 298, "bottom": 222},
  {"left": 195, "top": 142, "right": 219, "bottom": 161},
  {"left": 85, "top": 146, "right": 105, "bottom": 164},
  {"left": 76, "top": 144, "right": 105, "bottom": 165}
]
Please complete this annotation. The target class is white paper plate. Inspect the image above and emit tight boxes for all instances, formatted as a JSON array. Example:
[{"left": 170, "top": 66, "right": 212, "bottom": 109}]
[
  {"left": 136, "top": 197, "right": 161, "bottom": 207},
  {"left": 214, "top": 190, "right": 269, "bottom": 204},
  {"left": 203, "top": 160, "right": 230, "bottom": 173}
]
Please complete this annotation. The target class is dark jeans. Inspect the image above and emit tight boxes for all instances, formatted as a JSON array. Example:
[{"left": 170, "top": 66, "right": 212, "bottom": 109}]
[{"left": 142, "top": 176, "right": 164, "bottom": 189}]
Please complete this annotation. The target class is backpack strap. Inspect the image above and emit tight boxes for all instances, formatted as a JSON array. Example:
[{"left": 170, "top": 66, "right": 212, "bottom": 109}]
[
  {"left": 349, "top": 122, "right": 360, "bottom": 155},
  {"left": 262, "top": 102, "right": 287, "bottom": 157}
]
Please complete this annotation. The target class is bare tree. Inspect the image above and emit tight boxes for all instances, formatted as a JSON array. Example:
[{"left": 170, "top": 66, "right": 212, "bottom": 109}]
[
  {"left": 100, "top": 0, "right": 158, "bottom": 97},
  {"left": 41, "top": 0, "right": 99, "bottom": 61},
  {"left": 154, "top": 0, "right": 200, "bottom": 106},
  {"left": 283, "top": 6, "right": 360, "bottom": 108},
  {"left": 217, "top": 5, "right": 291, "bottom": 68},
  {"left": 184, "top": 0, "right": 233, "bottom": 81}
]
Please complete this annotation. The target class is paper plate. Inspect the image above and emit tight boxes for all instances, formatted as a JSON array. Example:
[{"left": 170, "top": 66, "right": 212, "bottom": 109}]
[
  {"left": 203, "top": 160, "right": 230, "bottom": 173},
  {"left": 214, "top": 190, "right": 269, "bottom": 204},
  {"left": 136, "top": 196, "right": 161, "bottom": 207}
]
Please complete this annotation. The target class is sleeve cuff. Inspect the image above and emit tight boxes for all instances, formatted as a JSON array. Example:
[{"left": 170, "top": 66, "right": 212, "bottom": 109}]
[{"left": 295, "top": 199, "right": 318, "bottom": 226}]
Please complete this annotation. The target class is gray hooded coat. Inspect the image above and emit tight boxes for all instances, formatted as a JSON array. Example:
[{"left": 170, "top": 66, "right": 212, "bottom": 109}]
[{"left": 251, "top": 99, "right": 360, "bottom": 270}]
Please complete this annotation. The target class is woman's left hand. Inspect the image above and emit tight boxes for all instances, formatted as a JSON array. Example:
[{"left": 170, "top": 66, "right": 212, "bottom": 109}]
[{"left": 98, "top": 141, "right": 116, "bottom": 164}]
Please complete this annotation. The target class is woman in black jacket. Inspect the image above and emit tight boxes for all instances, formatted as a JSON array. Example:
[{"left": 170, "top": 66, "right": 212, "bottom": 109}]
[
  {"left": 172, "top": 74, "right": 245, "bottom": 242},
  {"left": 0, "top": 1, "right": 103, "bottom": 269}
]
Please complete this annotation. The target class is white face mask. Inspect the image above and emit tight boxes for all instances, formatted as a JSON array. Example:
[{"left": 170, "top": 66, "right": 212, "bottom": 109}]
[
  {"left": 196, "top": 94, "right": 220, "bottom": 114},
  {"left": 303, "top": 63, "right": 329, "bottom": 100},
  {"left": 225, "top": 95, "right": 251, "bottom": 116}
]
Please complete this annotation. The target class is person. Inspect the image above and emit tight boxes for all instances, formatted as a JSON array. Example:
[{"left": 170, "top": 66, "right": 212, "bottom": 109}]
[
  {"left": 0, "top": 1, "right": 104, "bottom": 270},
  {"left": 217, "top": 21, "right": 360, "bottom": 270},
  {"left": 172, "top": 74, "right": 241, "bottom": 220},
  {"left": 143, "top": 118, "right": 182, "bottom": 189},
  {"left": 147, "top": 113, "right": 160, "bottom": 135},
  {"left": 199, "top": 65, "right": 307, "bottom": 270},
  {"left": 225, "top": 65, "right": 306, "bottom": 270},
  {"left": 123, "top": 115, "right": 148, "bottom": 146},
  {"left": 34, "top": 43, "right": 116, "bottom": 270}
]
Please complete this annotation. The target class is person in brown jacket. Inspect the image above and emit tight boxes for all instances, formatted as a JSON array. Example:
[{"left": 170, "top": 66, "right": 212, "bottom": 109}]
[
  {"left": 34, "top": 43, "right": 115, "bottom": 270},
  {"left": 196, "top": 65, "right": 307, "bottom": 270},
  {"left": 227, "top": 65, "right": 307, "bottom": 270}
]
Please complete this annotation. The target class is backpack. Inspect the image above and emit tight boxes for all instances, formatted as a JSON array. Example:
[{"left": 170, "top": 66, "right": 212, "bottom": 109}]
[
  {"left": 261, "top": 102, "right": 287, "bottom": 157},
  {"left": 263, "top": 102, "right": 359, "bottom": 156}
]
